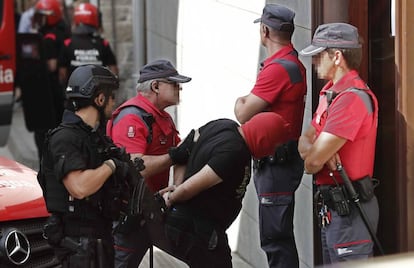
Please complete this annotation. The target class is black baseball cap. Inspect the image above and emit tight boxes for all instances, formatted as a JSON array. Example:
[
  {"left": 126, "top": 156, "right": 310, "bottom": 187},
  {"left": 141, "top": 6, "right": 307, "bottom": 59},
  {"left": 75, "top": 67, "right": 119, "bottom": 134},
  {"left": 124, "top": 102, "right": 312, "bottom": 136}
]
[
  {"left": 253, "top": 4, "right": 295, "bottom": 32},
  {"left": 137, "top": 59, "right": 191, "bottom": 83},
  {"left": 300, "top": 23, "right": 361, "bottom": 56}
]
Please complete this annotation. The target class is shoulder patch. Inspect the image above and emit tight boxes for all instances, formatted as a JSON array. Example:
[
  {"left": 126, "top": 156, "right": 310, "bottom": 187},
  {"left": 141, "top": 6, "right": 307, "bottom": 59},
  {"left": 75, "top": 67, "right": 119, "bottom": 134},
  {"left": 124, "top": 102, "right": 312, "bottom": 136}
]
[
  {"left": 272, "top": 58, "right": 302, "bottom": 84},
  {"left": 44, "top": 33, "right": 57, "bottom": 41},
  {"left": 103, "top": 39, "right": 109, "bottom": 46},
  {"left": 127, "top": 125, "right": 136, "bottom": 138},
  {"left": 64, "top": 38, "right": 72, "bottom": 46},
  {"left": 346, "top": 89, "right": 374, "bottom": 113}
]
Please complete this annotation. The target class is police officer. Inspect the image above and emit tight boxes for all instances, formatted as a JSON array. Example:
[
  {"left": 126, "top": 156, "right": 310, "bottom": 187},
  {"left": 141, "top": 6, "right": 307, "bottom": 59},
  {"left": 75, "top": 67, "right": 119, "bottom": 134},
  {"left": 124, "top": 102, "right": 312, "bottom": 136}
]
[
  {"left": 37, "top": 64, "right": 129, "bottom": 268},
  {"left": 31, "top": 0, "right": 71, "bottom": 160},
  {"left": 106, "top": 59, "right": 192, "bottom": 267},
  {"left": 298, "top": 23, "right": 379, "bottom": 264},
  {"left": 58, "top": 2, "right": 118, "bottom": 86},
  {"left": 234, "top": 4, "right": 306, "bottom": 268}
]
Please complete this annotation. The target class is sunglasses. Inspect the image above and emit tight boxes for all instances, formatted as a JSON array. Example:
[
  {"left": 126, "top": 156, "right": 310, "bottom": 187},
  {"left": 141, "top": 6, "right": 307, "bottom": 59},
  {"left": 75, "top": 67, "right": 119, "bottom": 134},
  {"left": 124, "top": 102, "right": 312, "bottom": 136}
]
[{"left": 156, "top": 79, "right": 180, "bottom": 88}]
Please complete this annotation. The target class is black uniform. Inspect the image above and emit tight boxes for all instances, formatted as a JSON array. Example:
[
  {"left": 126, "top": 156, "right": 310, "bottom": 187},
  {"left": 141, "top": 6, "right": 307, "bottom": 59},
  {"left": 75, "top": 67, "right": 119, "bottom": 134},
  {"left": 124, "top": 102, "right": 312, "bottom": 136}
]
[
  {"left": 59, "top": 28, "right": 117, "bottom": 82},
  {"left": 18, "top": 21, "right": 70, "bottom": 160},
  {"left": 42, "top": 21, "right": 70, "bottom": 121},
  {"left": 38, "top": 110, "right": 116, "bottom": 268},
  {"left": 165, "top": 119, "right": 251, "bottom": 267}
]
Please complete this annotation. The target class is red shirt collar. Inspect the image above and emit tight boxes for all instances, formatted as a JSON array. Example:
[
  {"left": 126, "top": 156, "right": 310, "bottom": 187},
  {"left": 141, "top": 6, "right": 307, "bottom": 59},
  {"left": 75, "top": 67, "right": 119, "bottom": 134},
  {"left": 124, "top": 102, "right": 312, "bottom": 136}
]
[
  {"left": 262, "top": 44, "right": 295, "bottom": 67},
  {"left": 320, "top": 70, "right": 366, "bottom": 96}
]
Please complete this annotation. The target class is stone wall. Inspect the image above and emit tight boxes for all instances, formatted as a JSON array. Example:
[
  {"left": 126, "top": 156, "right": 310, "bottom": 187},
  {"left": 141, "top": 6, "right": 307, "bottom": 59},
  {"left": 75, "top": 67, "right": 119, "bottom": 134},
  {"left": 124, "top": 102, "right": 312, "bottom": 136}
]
[{"left": 100, "top": 0, "right": 135, "bottom": 103}]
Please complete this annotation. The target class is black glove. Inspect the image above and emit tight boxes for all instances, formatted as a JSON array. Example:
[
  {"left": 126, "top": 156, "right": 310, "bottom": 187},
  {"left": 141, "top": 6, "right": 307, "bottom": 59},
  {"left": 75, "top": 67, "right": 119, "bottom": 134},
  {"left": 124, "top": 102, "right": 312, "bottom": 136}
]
[
  {"left": 168, "top": 129, "right": 195, "bottom": 165},
  {"left": 132, "top": 157, "right": 146, "bottom": 172},
  {"left": 111, "top": 158, "right": 130, "bottom": 180}
]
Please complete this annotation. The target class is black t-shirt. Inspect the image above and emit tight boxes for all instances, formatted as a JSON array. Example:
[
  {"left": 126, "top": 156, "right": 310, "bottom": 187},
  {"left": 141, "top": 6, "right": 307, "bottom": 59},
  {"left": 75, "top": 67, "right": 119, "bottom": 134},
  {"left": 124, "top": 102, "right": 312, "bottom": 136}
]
[
  {"left": 42, "top": 21, "right": 70, "bottom": 62},
  {"left": 58, "top": 33, "right": 117, "bottom": 79},
  {"left": 183, "top": 119, "right": 251, "bottom": 229},
  {"left": 40, "top": 21, "right": 70, "bottom": 125}
]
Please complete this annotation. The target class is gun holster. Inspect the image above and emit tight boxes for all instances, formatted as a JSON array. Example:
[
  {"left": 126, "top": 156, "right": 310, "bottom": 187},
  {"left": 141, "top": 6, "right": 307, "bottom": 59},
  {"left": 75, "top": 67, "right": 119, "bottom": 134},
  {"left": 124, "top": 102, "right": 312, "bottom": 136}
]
[{"left": 43, "top": 214, "right": 64, "bottom": 246}]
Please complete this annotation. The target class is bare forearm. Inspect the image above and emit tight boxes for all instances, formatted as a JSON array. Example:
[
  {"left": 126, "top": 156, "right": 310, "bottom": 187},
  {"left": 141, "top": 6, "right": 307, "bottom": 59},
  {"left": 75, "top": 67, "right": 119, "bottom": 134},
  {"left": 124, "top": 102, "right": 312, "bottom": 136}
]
[
  {"left": 234, "top": 96, "right": 248, "bottom": 123},
  {"left": 63, "top": 164, "right": 113, "bottom": 199},
  {"left": 298, "top": 135, "right": 313, "bottom": 160},
  {"left": 138, "top": 154, "right": 172, "bottom": 178},
  {"left": 173, "top": 165, "right": 186, "bottom": 186}
]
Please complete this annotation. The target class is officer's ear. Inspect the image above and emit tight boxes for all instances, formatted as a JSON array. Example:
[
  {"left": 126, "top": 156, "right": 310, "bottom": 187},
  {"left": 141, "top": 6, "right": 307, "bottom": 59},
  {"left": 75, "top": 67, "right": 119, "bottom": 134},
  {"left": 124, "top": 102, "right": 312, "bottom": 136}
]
[
  {"left": 151, "top": 81, "right": 159, "bottom": 94},
  {"left": 95, "top": 93, "right": 106, "bottom": 107}
]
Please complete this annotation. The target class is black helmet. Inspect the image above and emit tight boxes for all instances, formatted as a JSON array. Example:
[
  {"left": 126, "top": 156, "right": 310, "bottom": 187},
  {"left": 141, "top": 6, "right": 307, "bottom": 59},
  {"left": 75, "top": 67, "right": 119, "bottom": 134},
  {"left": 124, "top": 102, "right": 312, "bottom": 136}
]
[{"left": 66, "top": 65, "right": 119, "bottom": 99}]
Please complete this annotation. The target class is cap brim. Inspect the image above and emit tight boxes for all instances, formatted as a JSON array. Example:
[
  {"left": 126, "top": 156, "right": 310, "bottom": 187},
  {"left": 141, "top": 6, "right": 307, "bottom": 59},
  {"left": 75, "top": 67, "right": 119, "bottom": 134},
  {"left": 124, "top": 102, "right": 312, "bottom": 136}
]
[
  {"left": 253, "top": 18, "right": 261, "bottom": 23},
  {"left": 167, "top": 74, "right": 192, "bottom": 83},
  {"left": 299, "top": 45, "right": 326, "bottom": 56}
]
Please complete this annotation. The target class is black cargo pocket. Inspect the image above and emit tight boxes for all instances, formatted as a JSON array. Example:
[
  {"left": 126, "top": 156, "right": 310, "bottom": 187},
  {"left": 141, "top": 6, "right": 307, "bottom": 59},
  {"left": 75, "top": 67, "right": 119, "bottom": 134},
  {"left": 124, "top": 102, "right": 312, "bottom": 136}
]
[{"left": 259, "top": 194, "right": 293, "bottom": 240}]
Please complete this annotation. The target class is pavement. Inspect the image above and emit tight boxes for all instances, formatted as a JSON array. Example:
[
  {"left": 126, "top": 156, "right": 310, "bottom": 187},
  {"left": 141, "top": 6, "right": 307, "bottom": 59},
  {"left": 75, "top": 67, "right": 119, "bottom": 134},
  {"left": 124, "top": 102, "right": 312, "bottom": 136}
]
[{"left": 0, "top": 102, "right": 38, "bottom": 170}]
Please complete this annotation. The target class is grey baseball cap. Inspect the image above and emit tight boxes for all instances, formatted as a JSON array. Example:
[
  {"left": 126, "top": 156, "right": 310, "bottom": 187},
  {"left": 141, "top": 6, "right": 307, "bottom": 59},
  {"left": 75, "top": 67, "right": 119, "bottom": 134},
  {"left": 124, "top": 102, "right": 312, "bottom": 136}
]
[
  {"left": 253, "top": 4, "right": 295, "bottom": 32},
  {"left": 137, "top": 59, "right": 191, "bottom": 83},
  {"left": 300, "top": 23, "right": 361, "bottom": 56}
]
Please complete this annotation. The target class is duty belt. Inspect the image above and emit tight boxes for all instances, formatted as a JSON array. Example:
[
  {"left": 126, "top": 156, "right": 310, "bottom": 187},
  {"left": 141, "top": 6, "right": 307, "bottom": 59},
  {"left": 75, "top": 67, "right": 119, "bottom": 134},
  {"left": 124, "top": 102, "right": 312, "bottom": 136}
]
[
  {"left": 254, "top": 140, "right": 298, "bottom": 169},
  {"left": 316, "top": 175, "right": 377, "bottom": 210}
]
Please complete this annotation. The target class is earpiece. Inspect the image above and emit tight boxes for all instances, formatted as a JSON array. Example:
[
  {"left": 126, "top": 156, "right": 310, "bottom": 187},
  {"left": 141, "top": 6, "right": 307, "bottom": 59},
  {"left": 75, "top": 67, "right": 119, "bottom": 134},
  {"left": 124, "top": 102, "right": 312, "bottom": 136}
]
[{"left": 335, "top": 59, "right": 340, "bottom": 65}]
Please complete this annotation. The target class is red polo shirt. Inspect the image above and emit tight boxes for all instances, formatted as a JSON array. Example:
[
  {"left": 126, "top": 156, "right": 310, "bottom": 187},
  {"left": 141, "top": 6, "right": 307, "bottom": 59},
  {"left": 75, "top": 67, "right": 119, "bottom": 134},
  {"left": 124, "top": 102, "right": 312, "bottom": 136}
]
[
  {"left": 311, "top": 70, "right": 378, "bottom": 185},
  {"left": 252, "top": 44, "right": 307, "bottom": 140},
  {"left": 107, "top": 94, "right": 180, "bottom": 192}
]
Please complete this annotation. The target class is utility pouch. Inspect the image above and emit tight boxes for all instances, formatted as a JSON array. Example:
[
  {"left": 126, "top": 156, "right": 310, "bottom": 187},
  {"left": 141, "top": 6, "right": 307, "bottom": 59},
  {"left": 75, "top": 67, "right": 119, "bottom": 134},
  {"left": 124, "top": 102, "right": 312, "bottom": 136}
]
[
  {"left": 353, "top": 176, "right": 375, "bottom": 202},
  {"left": 274, "top": 145, "right": 288, "bottom": 164},
  {"left": 65, "top": 238, "right": 95, "bottom": 268},
  {"left": 329, "top": 186, "right": 350, "bottom": 216},
  {"left": 43, "top": 214, "right": 64, "bottom": 246}
]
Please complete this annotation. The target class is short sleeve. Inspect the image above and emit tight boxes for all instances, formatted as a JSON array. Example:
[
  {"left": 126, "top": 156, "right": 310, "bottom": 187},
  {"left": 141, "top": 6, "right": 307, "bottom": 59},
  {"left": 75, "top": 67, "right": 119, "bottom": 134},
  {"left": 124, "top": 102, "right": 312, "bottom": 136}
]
[
  {"left": 324, "top": 92, "right": 368, "bottom": 141},
  {"left": 251, "top": 63, "right": 291, "bottom": 104},
  {"left": 50, "top": 131, "right": 88, "bottom": 181},
  {"left": 208, "top": 140, "right": 248, "bottom": 182},
  {"left": 109, "top": 114, "right": 150, "bottom": 154}
]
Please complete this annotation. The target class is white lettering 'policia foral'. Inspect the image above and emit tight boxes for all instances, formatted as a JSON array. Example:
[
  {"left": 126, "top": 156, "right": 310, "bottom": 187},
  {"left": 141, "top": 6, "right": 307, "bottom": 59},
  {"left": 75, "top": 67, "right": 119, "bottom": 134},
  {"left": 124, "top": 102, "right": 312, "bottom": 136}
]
[{"left": 71, "top": 49, "right": 103, "bottom": 66}]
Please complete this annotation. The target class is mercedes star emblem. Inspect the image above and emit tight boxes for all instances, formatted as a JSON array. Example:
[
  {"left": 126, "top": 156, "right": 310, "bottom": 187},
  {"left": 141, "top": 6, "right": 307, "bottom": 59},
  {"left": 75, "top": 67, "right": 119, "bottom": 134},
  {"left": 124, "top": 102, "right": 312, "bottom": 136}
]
[{"left": 1, "top": 228, "right": 31, "bottom": 265}]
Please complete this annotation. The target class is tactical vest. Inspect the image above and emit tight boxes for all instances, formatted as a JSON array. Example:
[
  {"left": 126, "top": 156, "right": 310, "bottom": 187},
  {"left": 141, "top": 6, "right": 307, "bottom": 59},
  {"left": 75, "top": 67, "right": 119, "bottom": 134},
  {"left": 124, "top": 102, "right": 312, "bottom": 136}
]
[
  {"left": 110, "top": 105, "right": 154, "bottom": 144},
  {"left": 37, "top": 123, "right": 105, "bottom": 216}
]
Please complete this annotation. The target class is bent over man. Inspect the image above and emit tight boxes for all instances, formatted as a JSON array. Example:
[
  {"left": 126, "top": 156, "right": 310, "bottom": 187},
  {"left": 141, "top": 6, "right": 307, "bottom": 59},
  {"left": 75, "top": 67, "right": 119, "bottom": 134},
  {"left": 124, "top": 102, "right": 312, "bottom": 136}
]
[
  {"left": 38, "top": 65, "right": 130, "bottom": 268},
  {"left": 298, "top": 23, "right": 379, "bottom": 264},
  {"left": 158, "top": 112, "right": 291, "bottom": 267},
  {"left": 234, "top": 4, "right": 306, "bottom": 268}
]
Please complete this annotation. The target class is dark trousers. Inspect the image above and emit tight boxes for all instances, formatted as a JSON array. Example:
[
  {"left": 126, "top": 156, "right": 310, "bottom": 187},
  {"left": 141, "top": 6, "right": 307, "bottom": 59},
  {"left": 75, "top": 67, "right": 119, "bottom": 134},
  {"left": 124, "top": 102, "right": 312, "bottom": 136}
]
[
  {"left": 254, "top": 142, "right": 304, "bottom": 268},
  {"left": 55, "top": 237, "right": 114, "bottom": 268},
  {"left": 34, "top": 129, "right": 47, "bottom": 161},
  {"left": 114, "top": 185, "right": 232, "bottom": 268},
  {"left": 320, "top": 196, "right": 379, "bottom": 264},
  {"left": 113, "top": 185, "right": 178, "bottom": 268}
]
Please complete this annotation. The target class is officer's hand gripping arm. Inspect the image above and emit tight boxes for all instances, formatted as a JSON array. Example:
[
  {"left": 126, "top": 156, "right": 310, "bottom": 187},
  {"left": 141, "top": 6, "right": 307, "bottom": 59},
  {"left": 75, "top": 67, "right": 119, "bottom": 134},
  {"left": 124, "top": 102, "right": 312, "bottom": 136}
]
[{"left": 168, "top": 129, "right": 195, "bottom": 165}]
